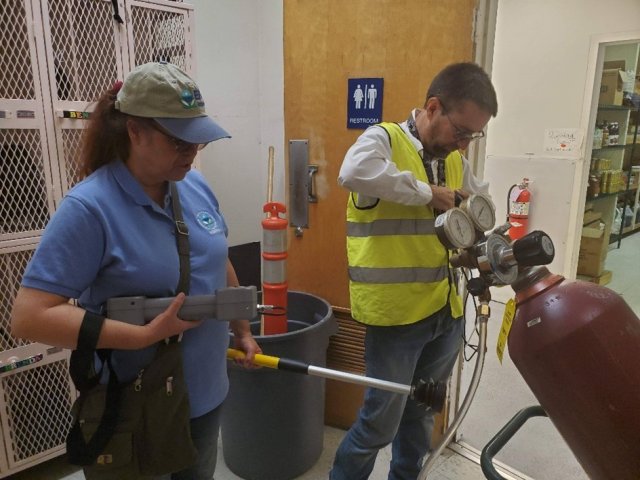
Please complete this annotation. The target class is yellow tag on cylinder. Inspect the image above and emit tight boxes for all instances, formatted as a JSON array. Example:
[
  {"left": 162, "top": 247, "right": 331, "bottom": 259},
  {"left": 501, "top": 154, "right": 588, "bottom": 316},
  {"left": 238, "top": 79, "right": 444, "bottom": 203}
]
[{"left": 496, "top": 298, "right": 516, "bottom": 364}]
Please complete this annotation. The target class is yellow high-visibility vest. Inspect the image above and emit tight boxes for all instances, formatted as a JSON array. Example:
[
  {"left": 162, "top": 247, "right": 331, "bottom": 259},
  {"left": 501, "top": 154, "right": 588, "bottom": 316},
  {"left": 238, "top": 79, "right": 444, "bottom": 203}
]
[{"left": 346, "top": 122, "right": 463, "bottom": 325}]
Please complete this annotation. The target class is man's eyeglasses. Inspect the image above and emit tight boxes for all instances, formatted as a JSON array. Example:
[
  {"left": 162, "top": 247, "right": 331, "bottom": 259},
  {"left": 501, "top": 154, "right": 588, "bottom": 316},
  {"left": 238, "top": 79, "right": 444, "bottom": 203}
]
[
  {"left": 439, "top": 99, "right": 485, "bottom": 142},
  {"left": 149, "top": 122, "right": 208, "bottom": 153}
]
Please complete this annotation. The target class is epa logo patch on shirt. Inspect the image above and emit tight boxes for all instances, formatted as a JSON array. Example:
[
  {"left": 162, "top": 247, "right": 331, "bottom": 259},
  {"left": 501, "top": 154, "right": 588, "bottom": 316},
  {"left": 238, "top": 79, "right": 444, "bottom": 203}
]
[{"left": 196, "top": 211, "right": 222, "bottom": 234}]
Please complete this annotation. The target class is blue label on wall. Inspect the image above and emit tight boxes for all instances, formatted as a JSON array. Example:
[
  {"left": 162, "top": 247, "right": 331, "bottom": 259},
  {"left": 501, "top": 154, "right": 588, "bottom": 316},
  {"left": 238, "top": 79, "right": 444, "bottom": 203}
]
[{"left": 347, "top": 78, "right": 383, "bottom": 129}]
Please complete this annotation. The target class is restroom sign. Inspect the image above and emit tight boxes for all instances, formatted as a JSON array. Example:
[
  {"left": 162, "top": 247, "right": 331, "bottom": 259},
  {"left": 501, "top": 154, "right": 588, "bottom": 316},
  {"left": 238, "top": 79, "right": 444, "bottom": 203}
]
[{"left": 347, "top": 78, "right": 383, "bottom": 129}]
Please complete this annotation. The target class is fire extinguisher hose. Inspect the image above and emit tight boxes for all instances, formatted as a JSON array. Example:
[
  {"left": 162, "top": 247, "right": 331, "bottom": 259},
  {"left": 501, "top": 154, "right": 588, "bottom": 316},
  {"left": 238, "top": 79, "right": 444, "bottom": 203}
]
[
  {"left": 506, "top": 183, "right": 518, "bottom": 222},
  {"left": 417, "top": 299, "right": 490, "bottom": 479}
]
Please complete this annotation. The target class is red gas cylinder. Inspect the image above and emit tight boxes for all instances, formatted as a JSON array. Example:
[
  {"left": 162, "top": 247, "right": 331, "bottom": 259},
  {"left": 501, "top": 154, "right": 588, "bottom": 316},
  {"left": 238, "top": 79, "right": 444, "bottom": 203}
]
[{"left": 508, "top": 268, "right": 640, "bottom": 479}]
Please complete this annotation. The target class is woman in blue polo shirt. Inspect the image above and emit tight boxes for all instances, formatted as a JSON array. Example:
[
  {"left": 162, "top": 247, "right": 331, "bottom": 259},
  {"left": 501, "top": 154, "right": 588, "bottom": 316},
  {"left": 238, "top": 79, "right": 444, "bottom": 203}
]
[{"left": 11, "top": 62, "right": 260, "bottom": 479}]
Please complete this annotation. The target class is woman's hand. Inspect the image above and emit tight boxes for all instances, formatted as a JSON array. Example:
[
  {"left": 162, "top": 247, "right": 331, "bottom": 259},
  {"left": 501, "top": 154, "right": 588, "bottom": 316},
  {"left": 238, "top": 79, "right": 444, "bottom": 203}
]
[
  {"left": 231, "top": 321, "right": 262, "bottom": 369},
  {"left": 144, "top": 293, "right": 202, "bottom": 343}
]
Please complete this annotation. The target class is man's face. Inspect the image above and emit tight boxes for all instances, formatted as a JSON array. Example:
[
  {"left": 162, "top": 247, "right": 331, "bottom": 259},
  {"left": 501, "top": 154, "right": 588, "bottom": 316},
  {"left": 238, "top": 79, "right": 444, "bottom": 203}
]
[{"left": 416, "top": 97, "right": 491, "bottom": 158}]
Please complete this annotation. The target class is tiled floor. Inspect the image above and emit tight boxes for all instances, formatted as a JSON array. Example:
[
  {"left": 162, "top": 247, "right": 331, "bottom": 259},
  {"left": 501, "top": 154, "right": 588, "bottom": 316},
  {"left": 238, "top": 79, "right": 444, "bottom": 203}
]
[{"left": 9, "top": 233, "right": 640, "bottom": 480}]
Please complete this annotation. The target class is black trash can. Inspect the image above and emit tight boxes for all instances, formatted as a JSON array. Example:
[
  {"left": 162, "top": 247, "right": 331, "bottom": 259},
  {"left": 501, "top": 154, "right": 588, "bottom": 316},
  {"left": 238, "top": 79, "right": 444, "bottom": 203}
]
[{"left": 221, "top": 291, "right": 338, "bottom": 480}]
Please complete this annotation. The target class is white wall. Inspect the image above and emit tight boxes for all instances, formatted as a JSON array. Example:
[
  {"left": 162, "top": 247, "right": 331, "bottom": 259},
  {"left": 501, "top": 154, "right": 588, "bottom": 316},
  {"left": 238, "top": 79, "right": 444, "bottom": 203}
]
[
  {"left": 190, "top": 0, "right": 284, "bottom": 246},
  {"left": 486, "top": 0, "right": 640, "bottom": 277},
  {"left": 487, "top": 0, "right": 640, "bottom": 156}
]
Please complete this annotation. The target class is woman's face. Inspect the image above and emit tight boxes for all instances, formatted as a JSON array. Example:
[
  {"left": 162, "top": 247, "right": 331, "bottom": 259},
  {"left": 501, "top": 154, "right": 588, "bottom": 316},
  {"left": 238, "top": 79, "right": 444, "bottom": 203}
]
[{"left": 127, "top": 119, "right": 202, "bottom": 184}]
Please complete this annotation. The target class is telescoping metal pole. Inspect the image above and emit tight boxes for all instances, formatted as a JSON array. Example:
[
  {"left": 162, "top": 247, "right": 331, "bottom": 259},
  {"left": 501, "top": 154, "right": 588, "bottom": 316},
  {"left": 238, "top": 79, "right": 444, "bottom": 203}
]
[{"left": 227, "top": 349, "right": 446, "bottom": 411}]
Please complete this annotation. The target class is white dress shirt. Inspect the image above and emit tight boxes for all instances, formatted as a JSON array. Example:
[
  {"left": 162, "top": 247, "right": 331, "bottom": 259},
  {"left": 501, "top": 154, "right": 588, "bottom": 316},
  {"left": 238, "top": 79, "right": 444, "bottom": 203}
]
[{"left": 338, "top": 109, "right": 489, "bottom": 208}]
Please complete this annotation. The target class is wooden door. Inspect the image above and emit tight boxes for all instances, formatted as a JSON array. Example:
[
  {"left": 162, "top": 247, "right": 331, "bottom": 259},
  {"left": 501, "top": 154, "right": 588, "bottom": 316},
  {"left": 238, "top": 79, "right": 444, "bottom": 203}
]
[{"left": 284, "top": 0, "right": 478, "bottom": 430}]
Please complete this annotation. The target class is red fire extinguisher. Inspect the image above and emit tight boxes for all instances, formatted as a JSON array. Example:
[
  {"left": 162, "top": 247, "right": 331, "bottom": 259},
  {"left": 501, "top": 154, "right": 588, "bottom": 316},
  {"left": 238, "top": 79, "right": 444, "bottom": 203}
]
[{"left": 507, "top": 178, "right": 531, "bottom": 240}]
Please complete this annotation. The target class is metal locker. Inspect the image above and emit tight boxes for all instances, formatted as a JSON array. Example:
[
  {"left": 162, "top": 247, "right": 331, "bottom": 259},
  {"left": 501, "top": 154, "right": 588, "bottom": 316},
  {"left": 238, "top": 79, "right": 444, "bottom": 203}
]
[{"left": 0, "top": 0, "right": 196, "bottom": 476}]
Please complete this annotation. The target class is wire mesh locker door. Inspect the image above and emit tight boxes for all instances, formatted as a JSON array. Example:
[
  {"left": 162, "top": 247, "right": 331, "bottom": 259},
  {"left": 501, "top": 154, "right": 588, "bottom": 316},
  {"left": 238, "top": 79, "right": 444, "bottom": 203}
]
[
  {"left": 39, "top": 0, "right": 127, "bottom": 194},
  {"left": 1, "top": 1, "right": 58, "bottom": 244},
  {"left": 0, "top": 1, "right": 198, "bottom": 475},
  {"left": 125, "top": 0, "right": 195, "bottom": 74},
  {"left": 0, "top": 247, "right": 74, "bottom": 473},
  {"left": 0, "top": 1, "right": 77, "bottom": 474}
]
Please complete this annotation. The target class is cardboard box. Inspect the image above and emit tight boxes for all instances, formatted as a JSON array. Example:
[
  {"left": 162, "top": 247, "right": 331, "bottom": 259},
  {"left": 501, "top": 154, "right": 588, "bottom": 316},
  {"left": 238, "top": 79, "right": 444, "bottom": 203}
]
[
  {"left": 578, "top": 269, "right": 612, "bottom": 286},
  {"left": 600, "top": 69, "right": 625, "bottom": 105},
  {"left": 577, "top": 228, "right": 608, "bottom": 277},
  {"left": 604, "top": 60, "right": 626, "bottom": 70},
  {"left": 582, "top": 221, "right": 605, "bottom": 238},
  {"left": 599, "top": 60, "right": 632, "bottom": 106},
  {"left": 583, "top": 210, "right": 602, "bottom": 226}
]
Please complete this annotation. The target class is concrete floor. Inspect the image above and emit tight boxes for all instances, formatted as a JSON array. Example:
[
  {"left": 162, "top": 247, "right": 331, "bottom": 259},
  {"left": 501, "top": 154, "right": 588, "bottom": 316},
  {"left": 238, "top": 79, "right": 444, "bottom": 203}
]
[{"left": 9, "top": 431, "right": 500, "bottom": 480}]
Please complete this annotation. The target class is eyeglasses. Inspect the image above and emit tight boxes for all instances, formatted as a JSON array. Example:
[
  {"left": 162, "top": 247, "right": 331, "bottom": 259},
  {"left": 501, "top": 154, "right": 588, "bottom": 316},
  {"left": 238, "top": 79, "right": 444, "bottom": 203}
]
[
  {"left": 149, "top": 122, "right": 208, "bottom": 153},
  {"left": 439, "top": 99, "right": 485, "bottom": 142}
]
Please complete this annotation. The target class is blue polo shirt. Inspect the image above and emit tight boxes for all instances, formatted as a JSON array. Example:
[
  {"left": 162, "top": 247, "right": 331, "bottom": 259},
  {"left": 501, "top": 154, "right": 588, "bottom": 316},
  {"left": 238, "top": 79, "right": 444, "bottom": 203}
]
[{"left": 22, "top": 160, "right": 231, "bottom": 417}]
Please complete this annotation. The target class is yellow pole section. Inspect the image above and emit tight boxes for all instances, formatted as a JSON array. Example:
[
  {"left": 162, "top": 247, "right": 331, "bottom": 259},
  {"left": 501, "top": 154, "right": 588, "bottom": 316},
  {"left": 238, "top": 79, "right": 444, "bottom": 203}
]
[{"left": 227, "top": 348, "right": 280, "bottom": 369}]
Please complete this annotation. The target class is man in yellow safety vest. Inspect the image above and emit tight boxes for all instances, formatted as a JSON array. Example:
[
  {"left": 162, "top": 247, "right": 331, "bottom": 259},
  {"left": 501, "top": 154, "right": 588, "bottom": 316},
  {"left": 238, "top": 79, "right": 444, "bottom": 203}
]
[{"left": 331, "top": 62, "right": 498, "bottom": 480}]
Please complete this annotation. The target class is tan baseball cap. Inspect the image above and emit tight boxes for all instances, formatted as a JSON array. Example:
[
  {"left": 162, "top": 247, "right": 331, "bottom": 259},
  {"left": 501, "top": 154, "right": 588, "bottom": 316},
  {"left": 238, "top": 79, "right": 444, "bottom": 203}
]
[{"left": 115, "top": 62, "right": 230, "bottom": 144}]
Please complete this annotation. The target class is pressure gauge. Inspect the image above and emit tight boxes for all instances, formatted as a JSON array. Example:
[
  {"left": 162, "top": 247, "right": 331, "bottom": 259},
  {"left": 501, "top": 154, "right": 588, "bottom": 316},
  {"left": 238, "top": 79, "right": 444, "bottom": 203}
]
[
  {"left": 434, "top": 208, "right": 476, "bottom": 250},
  {"left": 460, "top": 194, "right": 496, "bottom": 232}
]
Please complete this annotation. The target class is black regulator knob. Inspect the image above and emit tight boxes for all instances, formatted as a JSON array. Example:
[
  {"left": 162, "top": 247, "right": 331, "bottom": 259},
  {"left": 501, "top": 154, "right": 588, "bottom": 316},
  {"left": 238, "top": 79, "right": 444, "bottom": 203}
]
[
  {"left": 467, "top": 277, "right": 489, "bottom": 297},
  {"left": 513, "top": 231, "right": 555, "bottom": 266}
]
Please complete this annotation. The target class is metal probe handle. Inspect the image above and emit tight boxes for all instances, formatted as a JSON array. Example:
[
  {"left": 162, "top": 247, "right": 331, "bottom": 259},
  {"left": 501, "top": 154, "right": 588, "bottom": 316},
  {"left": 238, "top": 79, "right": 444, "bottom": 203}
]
[
  {"left": 227, "top": 348, "right": 411, "bottom": 396},
  {"left": 106, "top": 286, "right": 258, "bottom": 325},
  {"left": 227, "top": 349, "right": 448, "bottom": 412}
]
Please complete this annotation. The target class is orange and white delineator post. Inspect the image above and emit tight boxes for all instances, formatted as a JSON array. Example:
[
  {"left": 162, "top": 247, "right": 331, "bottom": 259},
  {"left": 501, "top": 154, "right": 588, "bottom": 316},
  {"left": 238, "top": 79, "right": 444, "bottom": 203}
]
[{"left": 261, "top": 147, "right": 288, "bottom": 334}]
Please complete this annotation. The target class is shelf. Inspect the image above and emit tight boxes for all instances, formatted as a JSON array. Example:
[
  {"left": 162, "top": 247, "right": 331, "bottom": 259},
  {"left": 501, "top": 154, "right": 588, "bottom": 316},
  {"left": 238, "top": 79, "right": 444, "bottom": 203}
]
[
  {"left": 592, "top": 144, "right": 634, "bottom": 152},
  {"left": 587, "top": 186, "right": 638, "bottom": 201},
  {"left": 587, "top": 191, "right": 623, "bottom": 201},
  {"left": 598, "top": 104, "right": 639, "bottom": 112},
  {"left": 610, "top": 223, "right": 640, "bottom": 243},
  {"left": 617, "top": 186, "right": 639, "bottom": 194}
]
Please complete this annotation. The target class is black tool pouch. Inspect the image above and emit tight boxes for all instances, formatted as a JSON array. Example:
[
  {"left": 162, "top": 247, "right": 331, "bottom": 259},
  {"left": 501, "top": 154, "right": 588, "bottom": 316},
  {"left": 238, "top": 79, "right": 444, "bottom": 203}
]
[{"left": 66, "top": 318, "right": 197, "bottom": 478}]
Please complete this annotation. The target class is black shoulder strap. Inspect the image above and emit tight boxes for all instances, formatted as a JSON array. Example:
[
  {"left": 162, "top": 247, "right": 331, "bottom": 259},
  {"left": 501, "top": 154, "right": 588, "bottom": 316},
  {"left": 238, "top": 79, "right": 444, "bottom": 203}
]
[
  {"left": 69, "top": 311, "right": 106, "bottom": 392},
  {"left": 170, "top": 181, "right": 190, "bottom": 295},
  {"left": 67, "top": 312, "right": 119, "bottom": 466},
  {"left": 66, "top": 358, "right": 122, "bottom": 465}
]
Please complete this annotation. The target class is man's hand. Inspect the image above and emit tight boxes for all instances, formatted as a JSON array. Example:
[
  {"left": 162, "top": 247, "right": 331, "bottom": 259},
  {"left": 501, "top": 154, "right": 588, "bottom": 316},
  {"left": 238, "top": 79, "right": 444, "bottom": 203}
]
[
  {"left": 455, "top": 189, "right": 469, "bottom": 206},
  {"left": 430, "top": 187, "right": 471, "bottom": 211},
  {"left": 430, "top": 186, "right": 456, "bottom": 211}
]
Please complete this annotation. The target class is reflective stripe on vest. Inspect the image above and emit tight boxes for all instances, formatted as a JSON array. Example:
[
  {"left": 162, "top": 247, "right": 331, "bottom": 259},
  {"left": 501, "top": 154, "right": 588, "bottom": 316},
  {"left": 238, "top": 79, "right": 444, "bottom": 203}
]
[
  {"left": 348, "top": 265, "right": 448, "bottom": 284},
  {"left": 346, "top": 122, "right": 464, "bottom": 326},
  {"left": 346, "top": 218, "right": 436, "bottom": 237}
]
